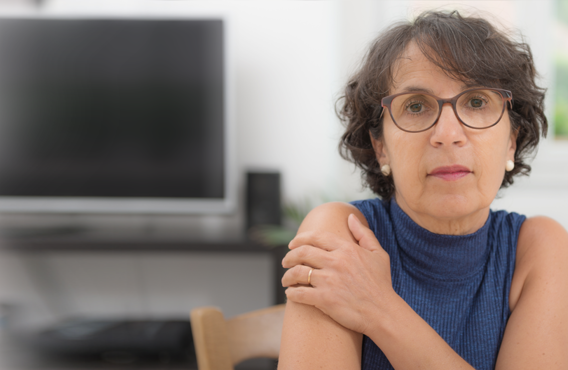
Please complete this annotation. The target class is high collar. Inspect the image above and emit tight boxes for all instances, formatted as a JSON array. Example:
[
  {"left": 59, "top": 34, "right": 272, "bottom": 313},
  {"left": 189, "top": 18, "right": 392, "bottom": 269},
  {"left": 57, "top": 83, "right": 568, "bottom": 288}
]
[{"left": 390, "top": 200, "right": 491, "bottom": 281}]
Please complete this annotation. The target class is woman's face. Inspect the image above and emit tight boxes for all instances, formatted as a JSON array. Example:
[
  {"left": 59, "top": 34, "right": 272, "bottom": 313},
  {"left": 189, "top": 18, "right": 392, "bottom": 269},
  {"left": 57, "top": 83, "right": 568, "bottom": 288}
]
[{"left": 371, "top": 43, "right": 517, "bottom": 234}]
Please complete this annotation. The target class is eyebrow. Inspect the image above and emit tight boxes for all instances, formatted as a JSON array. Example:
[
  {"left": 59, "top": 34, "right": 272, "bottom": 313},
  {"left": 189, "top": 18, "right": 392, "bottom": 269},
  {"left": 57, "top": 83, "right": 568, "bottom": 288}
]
[
  {"left": 397, "top": 83, "right": 485, "bottom": 95},
  {"left": 399, "top": 86, "right": 434, "bottom": 94}
]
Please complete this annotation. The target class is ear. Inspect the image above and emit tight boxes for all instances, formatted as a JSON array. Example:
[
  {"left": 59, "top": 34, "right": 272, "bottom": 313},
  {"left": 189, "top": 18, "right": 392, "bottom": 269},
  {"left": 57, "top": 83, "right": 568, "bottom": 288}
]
[{"left": 370, "top": 131, "right": 389, "bottom": 165}]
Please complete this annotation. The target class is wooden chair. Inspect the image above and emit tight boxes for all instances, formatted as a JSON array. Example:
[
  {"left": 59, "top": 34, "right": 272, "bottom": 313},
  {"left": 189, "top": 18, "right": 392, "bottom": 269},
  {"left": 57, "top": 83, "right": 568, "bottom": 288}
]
[{"left": 190, "top": 304, "right": 286, "bottom": 370}]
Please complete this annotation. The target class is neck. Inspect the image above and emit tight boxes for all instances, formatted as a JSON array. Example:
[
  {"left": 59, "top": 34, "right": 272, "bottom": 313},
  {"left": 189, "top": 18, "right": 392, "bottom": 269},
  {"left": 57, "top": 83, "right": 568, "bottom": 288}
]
[{"left": 394, "top": 194, "right": 490, "bottom": 235}]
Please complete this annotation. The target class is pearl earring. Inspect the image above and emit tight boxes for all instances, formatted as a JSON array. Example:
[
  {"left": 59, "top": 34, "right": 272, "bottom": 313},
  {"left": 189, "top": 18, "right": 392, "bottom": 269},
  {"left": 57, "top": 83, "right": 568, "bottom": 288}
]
[
  {"left": 505, "top": 160, "right": 514, "bottom": 172},
  {"left": 381, "top": 164, "right": 391, "bottom": 176}
]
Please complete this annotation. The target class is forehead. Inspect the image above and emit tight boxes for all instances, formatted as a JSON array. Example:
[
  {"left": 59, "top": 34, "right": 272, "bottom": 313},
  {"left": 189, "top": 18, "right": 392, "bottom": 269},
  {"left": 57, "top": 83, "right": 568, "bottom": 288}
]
[{"left": 390, "top": 42, "right": 471, "bottom": 94}]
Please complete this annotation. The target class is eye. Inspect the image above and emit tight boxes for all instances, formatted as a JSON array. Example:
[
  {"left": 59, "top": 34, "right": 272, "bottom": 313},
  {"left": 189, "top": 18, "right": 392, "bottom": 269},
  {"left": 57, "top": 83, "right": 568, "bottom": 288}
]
[
  {"left": 404, "top": 99, "right": 429, "bottom": 114},
  {"left": 409, "top": 103, "right": 423, "bottom": 113},
  {"left": 396, "top": 94, "right": 435, "bottom": 118},
  {"left": 463, "top": 92, "right": 491, "bottom": 110},
  {"left": 469, "top": 98, "right": 484, "bottom": 108}
]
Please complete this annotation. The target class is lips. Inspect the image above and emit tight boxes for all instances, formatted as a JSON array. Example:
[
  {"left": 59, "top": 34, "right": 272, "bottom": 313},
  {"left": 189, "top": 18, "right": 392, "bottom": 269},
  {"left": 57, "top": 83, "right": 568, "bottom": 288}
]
[{"left": 428, "top": 165, "right": 472, "bottom": 181}]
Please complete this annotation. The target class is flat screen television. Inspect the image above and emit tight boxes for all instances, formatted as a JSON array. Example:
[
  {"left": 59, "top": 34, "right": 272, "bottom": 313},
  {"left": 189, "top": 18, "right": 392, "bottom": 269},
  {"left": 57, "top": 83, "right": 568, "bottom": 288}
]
[{"left": 0, "top": 17, "right": 234, "bottom": 214}]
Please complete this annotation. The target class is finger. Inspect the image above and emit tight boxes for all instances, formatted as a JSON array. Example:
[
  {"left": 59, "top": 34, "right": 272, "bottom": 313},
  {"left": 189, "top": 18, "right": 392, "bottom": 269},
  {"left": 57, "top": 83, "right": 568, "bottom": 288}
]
[
  {"left": 281, "top": 265, "right": 317, "bottom": 287},
  {"left": 347, "top": 214, "right": 381, "bottom": 252},
  {"left": 282, "top": 244, "right": 330, "bottom": 269},
  {"left": 289, "top": 230, "right": 346, "bottom": 251},
  {"left": 285, "top": 286, "right": 319, "bottom": 307}
]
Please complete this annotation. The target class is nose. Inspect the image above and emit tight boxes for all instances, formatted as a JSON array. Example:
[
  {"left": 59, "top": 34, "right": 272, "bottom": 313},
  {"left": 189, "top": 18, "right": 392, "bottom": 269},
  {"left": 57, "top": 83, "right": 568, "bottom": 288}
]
[{"left": 429, "top": 102, "right": 467, "bottom": 147}]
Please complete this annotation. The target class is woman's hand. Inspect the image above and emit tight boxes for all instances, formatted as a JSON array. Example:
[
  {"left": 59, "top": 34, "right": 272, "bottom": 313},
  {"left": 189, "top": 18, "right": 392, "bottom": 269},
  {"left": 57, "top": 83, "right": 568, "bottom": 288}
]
[{"left": 281, "top": 214, "right": 395, "bottom": 335}]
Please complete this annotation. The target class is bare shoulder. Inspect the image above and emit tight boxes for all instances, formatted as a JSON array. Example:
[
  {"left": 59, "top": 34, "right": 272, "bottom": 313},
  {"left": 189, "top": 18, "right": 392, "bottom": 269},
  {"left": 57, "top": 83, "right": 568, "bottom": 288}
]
[
  {"left": 518, "top": 215, "right": 568, "bottom": 248},
  {"left": 515, "top": 216, "right": 568, "bottom": 284},
  {"left": 514, "top": 216, "right": 568, "bottom": 272},
  {"left": 520, "top": 216, "right": 568, "bottom": 278},
  {"left": 297, "top": 201, "right": 369, "bottom": 235}
]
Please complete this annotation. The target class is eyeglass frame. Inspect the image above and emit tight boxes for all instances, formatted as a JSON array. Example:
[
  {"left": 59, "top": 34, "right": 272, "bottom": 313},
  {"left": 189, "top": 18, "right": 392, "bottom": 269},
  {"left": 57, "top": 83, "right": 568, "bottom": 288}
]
[{"left": 379, "top": 87, "right": 513, "bottom": 133}]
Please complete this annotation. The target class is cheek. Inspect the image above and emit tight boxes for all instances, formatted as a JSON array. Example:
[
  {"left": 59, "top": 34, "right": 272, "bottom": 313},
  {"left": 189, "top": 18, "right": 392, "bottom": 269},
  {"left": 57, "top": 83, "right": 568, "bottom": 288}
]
[
  {"left": 385, "top": 130, "right": 427, "bottom": 188},
  {"left": 471, "top": 131, "right": 511, "bottom": 191}
]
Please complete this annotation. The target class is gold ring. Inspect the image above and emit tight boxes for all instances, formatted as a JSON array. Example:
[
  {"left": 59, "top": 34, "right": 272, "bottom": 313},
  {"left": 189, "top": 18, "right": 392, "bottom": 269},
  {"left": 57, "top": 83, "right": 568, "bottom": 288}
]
[{"left": 307, "top": 268, "right": 314, "bottom": 285}]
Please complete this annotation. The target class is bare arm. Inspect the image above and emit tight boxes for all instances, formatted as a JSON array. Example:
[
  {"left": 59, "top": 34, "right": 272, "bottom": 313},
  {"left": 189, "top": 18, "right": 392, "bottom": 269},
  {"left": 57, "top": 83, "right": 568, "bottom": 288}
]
[
  {"left": 495, "top": 216, "right": 568, "bottom": 369},
  {"left": 278, "top": 202, "right": 365, "bottom": 369}
]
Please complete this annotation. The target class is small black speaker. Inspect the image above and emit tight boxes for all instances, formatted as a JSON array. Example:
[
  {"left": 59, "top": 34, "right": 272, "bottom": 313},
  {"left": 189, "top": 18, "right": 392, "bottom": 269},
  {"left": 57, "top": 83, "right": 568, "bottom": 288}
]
[{"left": 246, "top": 172, "right": 282, "bottom": 231}]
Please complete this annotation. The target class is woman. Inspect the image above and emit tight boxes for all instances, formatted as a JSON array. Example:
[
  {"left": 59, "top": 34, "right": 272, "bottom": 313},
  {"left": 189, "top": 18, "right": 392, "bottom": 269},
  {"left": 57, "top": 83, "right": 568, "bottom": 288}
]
[{"left": 278, "top": 10, "right": 568, "bottom": 370}]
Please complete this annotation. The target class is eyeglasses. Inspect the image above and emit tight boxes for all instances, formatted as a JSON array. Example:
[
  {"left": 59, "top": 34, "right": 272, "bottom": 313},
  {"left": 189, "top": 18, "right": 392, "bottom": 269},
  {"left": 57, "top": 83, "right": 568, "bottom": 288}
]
[{"left": 380, "top": 88, "right": 513, "bottom": 133}]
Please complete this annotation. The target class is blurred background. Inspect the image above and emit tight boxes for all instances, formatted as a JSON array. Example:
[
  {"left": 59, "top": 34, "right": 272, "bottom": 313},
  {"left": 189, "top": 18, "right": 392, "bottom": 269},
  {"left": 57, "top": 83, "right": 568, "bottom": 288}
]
[{"left": 0, "top": 0, "right": 564, "bottom": 369}]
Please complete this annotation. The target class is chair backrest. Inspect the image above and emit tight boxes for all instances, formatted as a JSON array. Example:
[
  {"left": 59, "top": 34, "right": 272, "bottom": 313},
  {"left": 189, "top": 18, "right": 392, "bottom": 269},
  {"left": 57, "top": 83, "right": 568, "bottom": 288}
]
[{"left": 190, "top": 304, "right": 286, "bottom": 370}]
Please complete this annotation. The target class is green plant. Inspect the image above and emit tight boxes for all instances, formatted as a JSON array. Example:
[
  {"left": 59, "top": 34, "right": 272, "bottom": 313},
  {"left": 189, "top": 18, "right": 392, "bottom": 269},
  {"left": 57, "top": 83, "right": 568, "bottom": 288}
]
[
  {"left": 248, "top": 197, "right": 313, "bottom": 248},
  {"left": 554, "top": 102, "right": 568, "bottom": 138},
  {"left": 249, "top": 193, "right": 360, "bottom": 248}
]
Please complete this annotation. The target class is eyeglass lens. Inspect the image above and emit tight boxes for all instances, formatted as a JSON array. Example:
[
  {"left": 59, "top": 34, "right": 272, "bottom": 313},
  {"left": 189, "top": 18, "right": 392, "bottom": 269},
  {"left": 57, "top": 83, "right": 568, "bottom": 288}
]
[{"left": 390, "top": 89, "right": 505, "bottom": 132}]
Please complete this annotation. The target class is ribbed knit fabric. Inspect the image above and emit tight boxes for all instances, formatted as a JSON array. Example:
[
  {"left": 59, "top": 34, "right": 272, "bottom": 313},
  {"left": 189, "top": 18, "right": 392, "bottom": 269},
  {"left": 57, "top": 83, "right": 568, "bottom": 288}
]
[{"left": 351, "top": 198, "right": 526, "bottom": 370}]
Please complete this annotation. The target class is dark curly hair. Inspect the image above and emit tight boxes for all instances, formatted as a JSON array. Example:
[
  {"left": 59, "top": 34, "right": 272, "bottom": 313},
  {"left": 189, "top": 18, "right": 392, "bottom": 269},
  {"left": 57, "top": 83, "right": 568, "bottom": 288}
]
[{"left": 338, "top": 10, "right": 547, "bottom": 200}]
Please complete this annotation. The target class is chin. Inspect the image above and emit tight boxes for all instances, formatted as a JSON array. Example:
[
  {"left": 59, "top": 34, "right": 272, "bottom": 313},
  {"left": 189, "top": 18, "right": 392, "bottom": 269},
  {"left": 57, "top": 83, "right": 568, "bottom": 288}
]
[{"left": 423, "top": 193, "right": 481, "bottom": 219}]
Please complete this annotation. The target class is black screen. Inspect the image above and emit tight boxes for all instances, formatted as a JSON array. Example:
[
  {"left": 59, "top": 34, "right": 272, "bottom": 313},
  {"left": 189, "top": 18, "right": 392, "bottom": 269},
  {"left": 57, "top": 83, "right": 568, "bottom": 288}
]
[{"left": 0, "top": 18, "right": 224, "bottom": 198}]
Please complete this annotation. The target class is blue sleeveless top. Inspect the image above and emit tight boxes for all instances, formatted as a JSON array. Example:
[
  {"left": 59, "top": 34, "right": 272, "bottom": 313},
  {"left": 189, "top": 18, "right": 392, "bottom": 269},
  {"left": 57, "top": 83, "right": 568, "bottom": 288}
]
[{"left": 351, "top": 198, "right": 525, "bottom": 370}]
